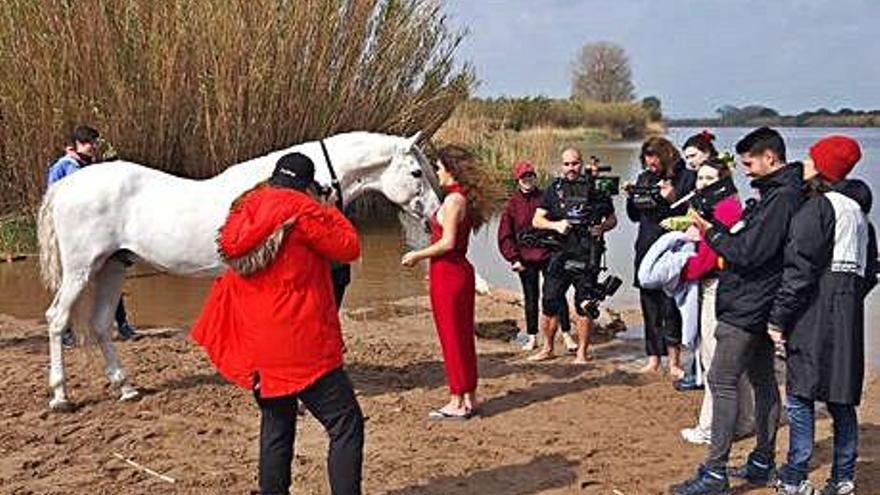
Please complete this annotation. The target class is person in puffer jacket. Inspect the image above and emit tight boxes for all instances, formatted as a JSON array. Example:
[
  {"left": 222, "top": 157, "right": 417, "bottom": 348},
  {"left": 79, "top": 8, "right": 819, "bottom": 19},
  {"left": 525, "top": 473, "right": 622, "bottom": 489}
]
[
  {"left": 191, "top": 152, "right": 363, "bottom": 495},
  {"left": 770, "top": 136, "right": 878, "bottom": 495}
]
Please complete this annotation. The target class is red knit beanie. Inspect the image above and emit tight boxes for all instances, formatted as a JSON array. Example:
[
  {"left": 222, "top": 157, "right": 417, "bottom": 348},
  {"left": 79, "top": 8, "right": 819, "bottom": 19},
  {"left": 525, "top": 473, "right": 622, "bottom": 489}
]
[
  {"left": 809, "top": 135, "right": 861, "bottom": 182},
  {"left": 513, "top": 160, "right": 536, "bottom": 179}
]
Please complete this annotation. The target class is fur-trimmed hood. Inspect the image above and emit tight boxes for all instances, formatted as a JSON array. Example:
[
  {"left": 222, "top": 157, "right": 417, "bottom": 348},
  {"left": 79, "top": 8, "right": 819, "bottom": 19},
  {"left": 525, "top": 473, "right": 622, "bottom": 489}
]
[{"left": 217, "top": 185, "right": 314, "bottom": 276}]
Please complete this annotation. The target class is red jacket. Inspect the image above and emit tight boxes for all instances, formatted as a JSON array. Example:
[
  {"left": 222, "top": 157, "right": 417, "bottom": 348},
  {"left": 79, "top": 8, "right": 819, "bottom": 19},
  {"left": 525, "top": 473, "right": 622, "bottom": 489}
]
[
  {"left": 497, "top": 188, "right": 551, "bottom": 265},
  {"left": 682, "top": 194, "right": 742, "bottom": 281},
  {"left": 190, "top": 186, "right": 360, "bottom": 398}
]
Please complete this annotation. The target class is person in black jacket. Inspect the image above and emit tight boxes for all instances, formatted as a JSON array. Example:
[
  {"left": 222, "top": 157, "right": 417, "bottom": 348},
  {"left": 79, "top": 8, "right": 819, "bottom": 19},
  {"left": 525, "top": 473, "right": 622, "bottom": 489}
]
[
  {"left": 672, "top": 128, "right": 804, "bottom": 495},
  {"left": 769, "top": 136, "right": 877, "bottom": 495},
  {"left": 625, "top": 137, "right": 696, "bottom": 376}
]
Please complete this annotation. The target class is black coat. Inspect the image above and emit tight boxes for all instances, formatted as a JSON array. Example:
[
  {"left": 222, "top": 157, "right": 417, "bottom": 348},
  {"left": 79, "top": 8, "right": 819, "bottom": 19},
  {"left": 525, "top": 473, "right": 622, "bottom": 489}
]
[
  {"left": 705, "top": 163, "right": 804, "bottom": 333},
  {"left": 769, "top": 179, "right": 878, "bottom": 405},
  {"left": 626, "top": 159, "right": 696, "bottom": 286}
]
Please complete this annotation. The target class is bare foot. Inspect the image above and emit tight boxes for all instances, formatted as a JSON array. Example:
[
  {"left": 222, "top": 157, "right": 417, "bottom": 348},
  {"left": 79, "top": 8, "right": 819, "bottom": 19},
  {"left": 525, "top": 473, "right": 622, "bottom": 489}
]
[
  {"left": 637, "top": 362, "right": 661, "bottom": 373},
  {"left": 573, "top": 354, "right": 592, "bottom": 365},
  {"left": 527, "top": 348, "right": 555, "bottom": 362}
]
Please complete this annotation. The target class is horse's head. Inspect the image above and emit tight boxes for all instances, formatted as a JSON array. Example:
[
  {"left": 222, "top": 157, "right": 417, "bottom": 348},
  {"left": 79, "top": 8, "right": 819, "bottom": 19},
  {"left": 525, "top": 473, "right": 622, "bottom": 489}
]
[{"left": 379, "top": 132, "right": 442, "bottom": 232}]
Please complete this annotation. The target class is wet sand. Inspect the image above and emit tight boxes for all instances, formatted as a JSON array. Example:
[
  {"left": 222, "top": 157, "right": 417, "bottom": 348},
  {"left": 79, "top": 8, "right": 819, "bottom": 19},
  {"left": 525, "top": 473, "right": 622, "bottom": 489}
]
[{"left": 0, "top": 289, "right": 876, "bottom": 494}]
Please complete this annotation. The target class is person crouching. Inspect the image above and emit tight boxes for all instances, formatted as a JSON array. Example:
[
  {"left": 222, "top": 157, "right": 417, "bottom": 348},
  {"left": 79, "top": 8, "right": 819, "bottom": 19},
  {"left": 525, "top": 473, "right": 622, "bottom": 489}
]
[{"left": 191, "top": 152, "right": 363, "bottom": 495}]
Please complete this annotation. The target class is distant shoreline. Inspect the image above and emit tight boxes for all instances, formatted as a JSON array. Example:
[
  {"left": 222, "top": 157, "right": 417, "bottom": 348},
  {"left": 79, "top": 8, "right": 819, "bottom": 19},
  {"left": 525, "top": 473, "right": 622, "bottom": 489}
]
[{"left": 666, "top": 114, "right": 880, "bottom": 128}]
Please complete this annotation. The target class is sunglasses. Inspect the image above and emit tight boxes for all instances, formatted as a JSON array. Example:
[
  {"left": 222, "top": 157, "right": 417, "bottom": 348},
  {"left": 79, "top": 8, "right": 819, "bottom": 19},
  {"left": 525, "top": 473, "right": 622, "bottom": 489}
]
[
  {"left": 563, "top": 160, "right": 581, "bottom": 166},
  {"left": 519, "top": 172, "right": 536, "bottom": 179}
]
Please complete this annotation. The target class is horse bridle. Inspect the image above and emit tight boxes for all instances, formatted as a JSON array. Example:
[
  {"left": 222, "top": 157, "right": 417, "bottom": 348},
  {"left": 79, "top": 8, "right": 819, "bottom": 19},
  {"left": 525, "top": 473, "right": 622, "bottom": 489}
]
[
  {"left": 319, "top": 139, "right": 344, "bottom": 210},
  {"left": 319, "top": 137, "right": 444, "bottom": 210},
  {"left": 412, "top": 144, "right": 444, "bottom": 200}
]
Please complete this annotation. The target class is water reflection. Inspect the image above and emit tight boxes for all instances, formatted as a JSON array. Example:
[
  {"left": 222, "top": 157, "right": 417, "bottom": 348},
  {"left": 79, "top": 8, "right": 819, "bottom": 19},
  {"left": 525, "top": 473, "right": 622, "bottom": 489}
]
[{"left": 0, "top": 218, "right": 427, "bottom": 326}]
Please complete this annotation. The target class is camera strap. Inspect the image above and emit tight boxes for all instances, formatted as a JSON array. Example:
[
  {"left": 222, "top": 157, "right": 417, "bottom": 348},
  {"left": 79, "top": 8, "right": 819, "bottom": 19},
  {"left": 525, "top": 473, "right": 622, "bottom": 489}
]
[{"left": 319, "top": 139, "right": 344, "bottom": 210}]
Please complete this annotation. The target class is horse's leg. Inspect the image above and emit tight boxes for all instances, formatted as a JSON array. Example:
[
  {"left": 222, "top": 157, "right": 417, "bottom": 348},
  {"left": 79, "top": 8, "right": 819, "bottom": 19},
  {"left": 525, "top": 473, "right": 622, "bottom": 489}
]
[
  {"left": 91, "top": 260, "right": 139, "bottom": 402},
  {"left": 45, "top": 270, "right": 89, "bottom": 411}
]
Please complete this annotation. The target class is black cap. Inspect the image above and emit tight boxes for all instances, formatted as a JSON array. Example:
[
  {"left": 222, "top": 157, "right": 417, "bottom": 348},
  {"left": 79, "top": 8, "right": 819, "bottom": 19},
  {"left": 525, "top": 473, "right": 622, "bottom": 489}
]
[{"left": 269, "top": 152, "right": 316, "bottom": 191}]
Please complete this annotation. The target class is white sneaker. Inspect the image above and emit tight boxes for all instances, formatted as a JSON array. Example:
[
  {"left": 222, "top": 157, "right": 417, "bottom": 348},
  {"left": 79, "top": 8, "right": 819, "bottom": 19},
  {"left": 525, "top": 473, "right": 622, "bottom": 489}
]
[
  {"left": 521, "top": 334, "right": 538, "bottom": 351},
  {"left": 562, "top": 332, "right": 579, "bottom": 353},
  {"left": 680, "top": 427, "right": 711, "bottom": 445}
]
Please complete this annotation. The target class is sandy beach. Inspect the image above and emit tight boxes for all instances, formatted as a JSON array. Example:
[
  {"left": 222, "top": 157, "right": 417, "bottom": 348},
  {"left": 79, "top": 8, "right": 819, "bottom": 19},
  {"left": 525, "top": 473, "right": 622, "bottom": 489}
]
[{"left": 0, "top": 289, "right": 876, "bottom": 494}]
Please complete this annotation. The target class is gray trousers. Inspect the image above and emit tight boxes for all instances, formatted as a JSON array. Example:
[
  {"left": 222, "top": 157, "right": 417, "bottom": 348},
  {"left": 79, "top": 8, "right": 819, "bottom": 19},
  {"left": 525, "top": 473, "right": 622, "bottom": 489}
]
[{"left": 705, "top": 320, "right": 780, "bottom": 472}]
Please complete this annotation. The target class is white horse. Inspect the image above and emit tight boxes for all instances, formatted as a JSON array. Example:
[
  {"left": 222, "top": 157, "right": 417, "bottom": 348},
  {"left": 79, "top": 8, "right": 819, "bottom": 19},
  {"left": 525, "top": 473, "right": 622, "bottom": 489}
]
[{"left": 38, "top": 131, "right": 441, "bottom": 411}]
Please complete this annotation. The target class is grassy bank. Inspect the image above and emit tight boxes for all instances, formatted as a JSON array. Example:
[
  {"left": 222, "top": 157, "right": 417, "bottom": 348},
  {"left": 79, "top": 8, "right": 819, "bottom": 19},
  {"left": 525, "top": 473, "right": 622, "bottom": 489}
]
[{"left": 0, "top": 214, "right": 36, "bottom": 257}]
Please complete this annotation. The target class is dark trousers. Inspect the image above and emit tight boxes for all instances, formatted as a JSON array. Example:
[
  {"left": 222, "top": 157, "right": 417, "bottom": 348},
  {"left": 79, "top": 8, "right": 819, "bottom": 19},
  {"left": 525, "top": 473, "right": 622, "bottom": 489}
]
[
  {"left": 780, "top": 394, "right": 859, "bottom": 484},
  {"left": 705, "top": 321, "right": 780, "bottom": 473},
  {"left": 331, "top": 264, "right": 351, "bottom": 309},
  {"left": 519, "top": 262, "right": 571, "bottom": 335},
  {"left": 639, "top": 288, "right": 682, "bottom": 356},
  {"left": 255, "top": 368, "right": 364, "bottom": 495},
  {"left": 114, "top": 298, "right": 129, "bottom": 327}
]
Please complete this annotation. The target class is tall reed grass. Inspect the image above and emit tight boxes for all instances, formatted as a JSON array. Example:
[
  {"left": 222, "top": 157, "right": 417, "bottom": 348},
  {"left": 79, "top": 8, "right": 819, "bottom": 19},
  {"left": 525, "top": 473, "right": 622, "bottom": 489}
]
[
  {"left": 436, "top": 109, "right": 609, "bottom": 189},
  {"left": 0, "top": 0, "right": 474, "bottom": 213},
  {"left": 455, "top": 97, "right": 652, "bottom": 137}
]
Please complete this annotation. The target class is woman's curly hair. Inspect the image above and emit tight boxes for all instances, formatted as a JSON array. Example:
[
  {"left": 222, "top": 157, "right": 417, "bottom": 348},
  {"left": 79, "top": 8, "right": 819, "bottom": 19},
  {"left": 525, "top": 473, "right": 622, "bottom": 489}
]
[{"left": 436, "top": 144, "right": 502, "bottom": 232}]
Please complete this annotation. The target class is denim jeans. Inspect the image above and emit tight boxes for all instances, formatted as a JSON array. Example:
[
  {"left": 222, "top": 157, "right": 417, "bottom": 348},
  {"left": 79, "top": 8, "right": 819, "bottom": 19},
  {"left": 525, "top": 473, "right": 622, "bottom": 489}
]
[
  {"left": 255, "top": 368, "right": 364, "bottom": 495},
  {"left": 705, "top": 321, "right": 779, "bottom": 473},
  {"left": 781, "top": 394, "right": 859, "bottom": 484}
]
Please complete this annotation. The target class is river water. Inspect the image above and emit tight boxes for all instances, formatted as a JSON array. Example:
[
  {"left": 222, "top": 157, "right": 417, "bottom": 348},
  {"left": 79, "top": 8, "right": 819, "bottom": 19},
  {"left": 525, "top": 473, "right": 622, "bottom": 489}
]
[{"left": 1, "top": 127, "right": 877, "bottom": 368}]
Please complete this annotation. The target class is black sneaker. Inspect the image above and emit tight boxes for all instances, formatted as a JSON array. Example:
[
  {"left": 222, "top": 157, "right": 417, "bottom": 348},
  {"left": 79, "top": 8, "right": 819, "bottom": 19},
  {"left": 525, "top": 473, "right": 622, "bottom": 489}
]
[
  {"left": 732, "top": 453, "right": 775, "bottom": 486},
  {"left": 818, "top": 479, "right": 855, "bottom": 495},
  {"left": 674, "top": 375, "right": 704, "bottom": 392},
  {"left": 117, "top": 322, "right": 139, "bottom": 341},
  {"left": 61, "top": 328, "right": 76, "bottom": 348},
  {"left": 670, "top": 465, "right": 730, "bottom": 495}
]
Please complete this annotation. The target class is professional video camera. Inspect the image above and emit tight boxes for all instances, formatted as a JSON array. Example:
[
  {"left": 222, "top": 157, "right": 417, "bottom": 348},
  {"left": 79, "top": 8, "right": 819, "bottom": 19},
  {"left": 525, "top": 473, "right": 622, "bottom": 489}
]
[
  {"left": 555, "top": 164, "right": 619, "bottom": 227},
  {"left": 628, "top": 170, "right": 666, "bottom": 211},
  {"left": 670, "top": 176, "right": 737, "bottom": 220},
  {"left": 558, "top": 257, "right": 624, "bottom": 319}
]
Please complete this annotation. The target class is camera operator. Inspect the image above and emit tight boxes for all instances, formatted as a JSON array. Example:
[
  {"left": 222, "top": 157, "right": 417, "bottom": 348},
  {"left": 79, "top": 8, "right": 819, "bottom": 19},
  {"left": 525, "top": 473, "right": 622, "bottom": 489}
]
[
  {"left": 529, "top": 147, "right": 617, "bottom": 364},
  {"left": 625, "top": 137, "right": 696, "bottom": 376}
]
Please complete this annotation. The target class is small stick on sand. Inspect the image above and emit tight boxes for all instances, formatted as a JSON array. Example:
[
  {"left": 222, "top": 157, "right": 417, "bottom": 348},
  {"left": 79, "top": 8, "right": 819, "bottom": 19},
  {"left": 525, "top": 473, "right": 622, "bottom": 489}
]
[
  {"left": 112, "top": 452, "right": 176, "bottom": 484},
  {"left": 612, "top": 490, "right": 626, "bottom": 495}
]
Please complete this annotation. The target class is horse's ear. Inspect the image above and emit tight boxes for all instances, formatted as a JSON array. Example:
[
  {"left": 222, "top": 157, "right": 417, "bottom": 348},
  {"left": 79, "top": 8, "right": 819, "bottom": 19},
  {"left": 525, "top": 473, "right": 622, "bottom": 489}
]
[{"left": 405, "top": 131, "right": 422, "bottom": 150}]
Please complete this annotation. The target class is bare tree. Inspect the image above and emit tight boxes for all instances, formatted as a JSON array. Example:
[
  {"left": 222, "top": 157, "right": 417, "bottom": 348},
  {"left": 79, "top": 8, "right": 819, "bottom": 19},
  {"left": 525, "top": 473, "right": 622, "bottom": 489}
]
[{"left": 571, "top": 42, "right": 635, "bottom": 103}]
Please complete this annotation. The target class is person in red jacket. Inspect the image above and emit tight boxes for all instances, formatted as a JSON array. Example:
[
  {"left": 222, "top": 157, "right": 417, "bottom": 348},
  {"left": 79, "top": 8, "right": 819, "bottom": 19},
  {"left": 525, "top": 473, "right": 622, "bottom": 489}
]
[
  {"left": 191, "top": 152, "right": 362, "bottom": 495},
  {"left": 497, "top": 160, "right": 574, "bottom": 352}
]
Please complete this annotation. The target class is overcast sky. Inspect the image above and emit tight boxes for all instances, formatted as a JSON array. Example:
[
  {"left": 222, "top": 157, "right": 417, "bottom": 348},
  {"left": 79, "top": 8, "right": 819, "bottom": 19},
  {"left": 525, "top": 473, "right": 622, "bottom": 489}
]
[{"left": 444, "top": 0, "right": 880, "bottom": 118}]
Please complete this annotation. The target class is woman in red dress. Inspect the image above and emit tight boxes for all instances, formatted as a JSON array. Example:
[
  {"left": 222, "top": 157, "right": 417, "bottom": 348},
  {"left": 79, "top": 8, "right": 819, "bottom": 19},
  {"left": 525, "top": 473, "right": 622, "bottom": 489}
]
[{"left": 401, "top": 145, "right": 488, "bottom": 420}]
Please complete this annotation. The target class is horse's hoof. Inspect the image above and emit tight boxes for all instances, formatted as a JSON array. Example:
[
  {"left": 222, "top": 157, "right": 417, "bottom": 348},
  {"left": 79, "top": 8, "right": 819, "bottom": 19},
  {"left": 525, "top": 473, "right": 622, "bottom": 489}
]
[
  {"left": 119, "top": 386, "right": 140, "bottom": 402},
  {"left": 49, "top": 398, "right": 75, "bottom": 412}
]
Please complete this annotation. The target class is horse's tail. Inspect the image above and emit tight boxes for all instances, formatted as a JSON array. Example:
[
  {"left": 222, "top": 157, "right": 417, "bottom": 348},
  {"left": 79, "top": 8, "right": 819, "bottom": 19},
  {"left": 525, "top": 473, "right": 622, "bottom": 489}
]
[{"left": 38, "top": 188, "right": 62, "bottom": 293}]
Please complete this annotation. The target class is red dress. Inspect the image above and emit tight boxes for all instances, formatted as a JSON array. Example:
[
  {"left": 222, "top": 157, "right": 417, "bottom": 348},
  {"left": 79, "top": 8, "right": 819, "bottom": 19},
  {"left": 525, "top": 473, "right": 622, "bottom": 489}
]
[{"left": 429, "top": 185, "right": 477, "bottom": 395}]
